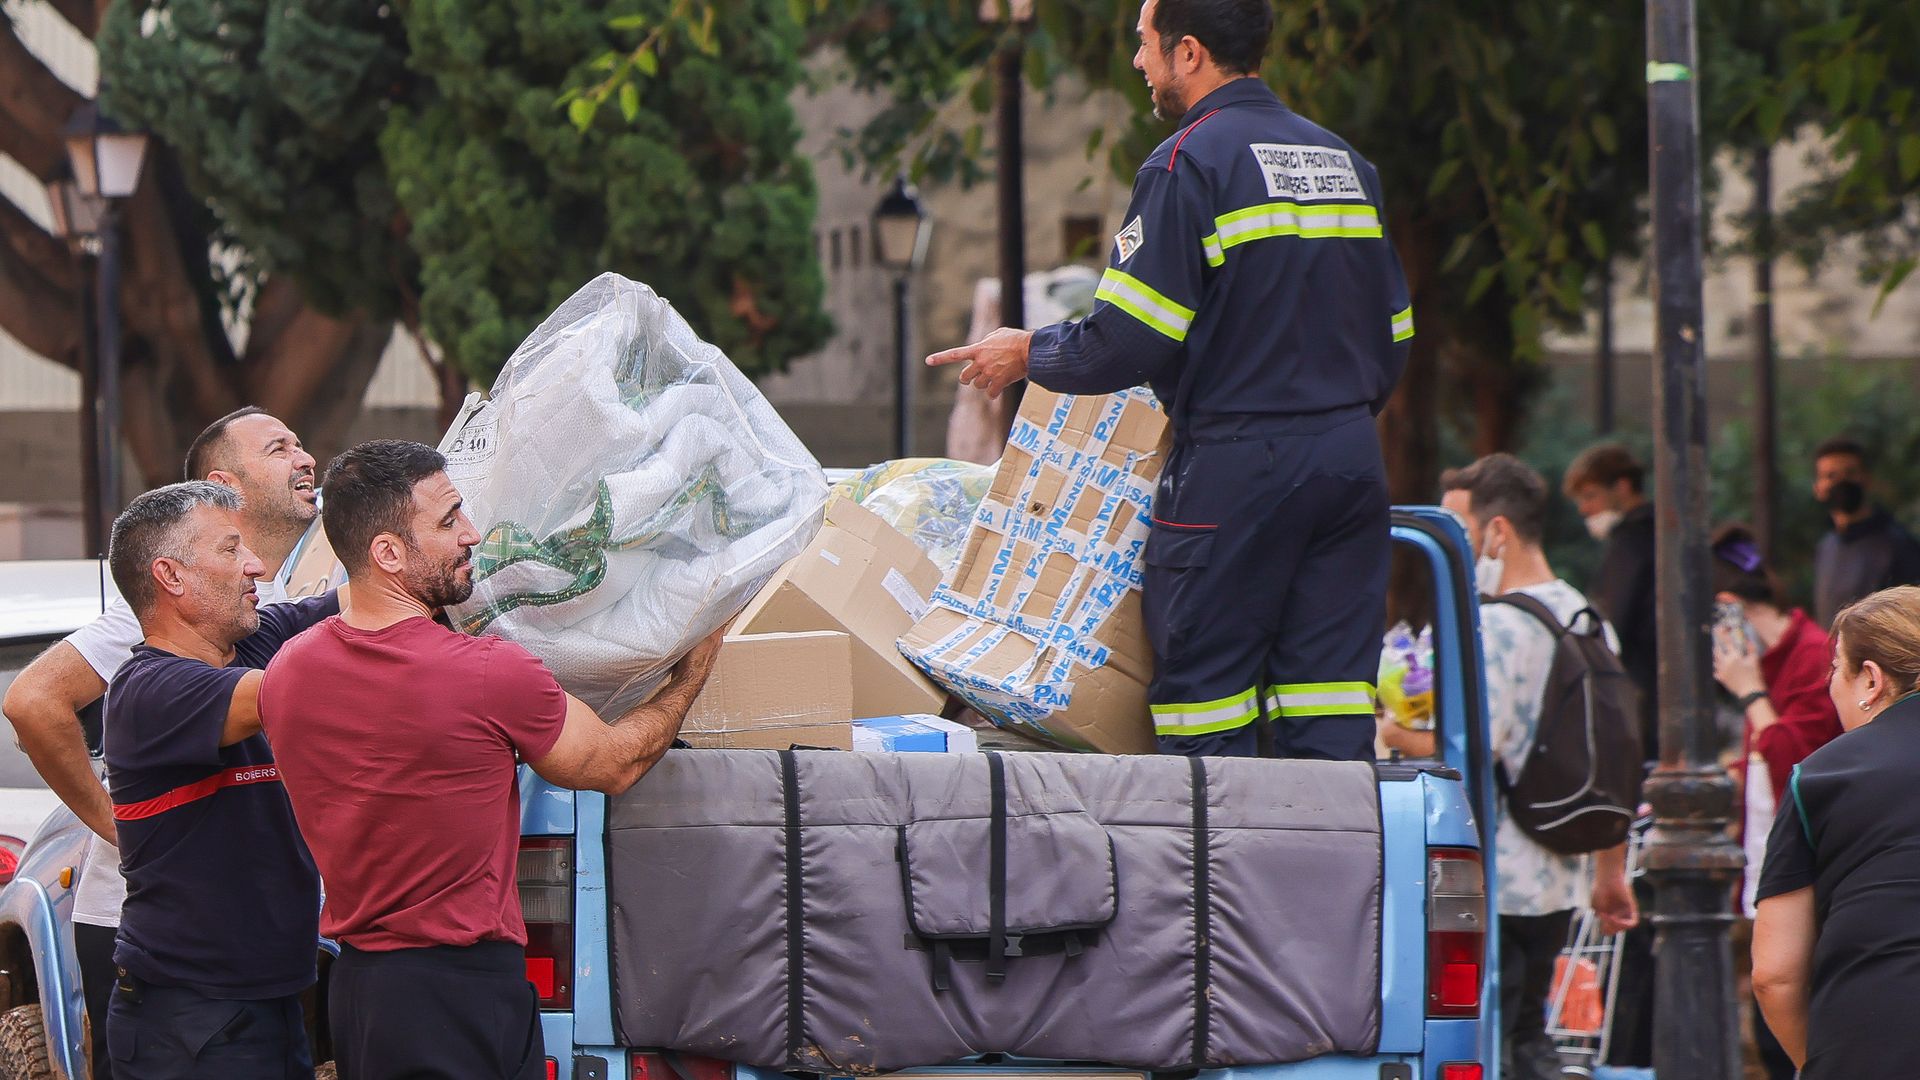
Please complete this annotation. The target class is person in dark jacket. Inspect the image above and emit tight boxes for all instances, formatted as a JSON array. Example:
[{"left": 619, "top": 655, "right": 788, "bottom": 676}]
[
  {"left": 1811, "top": 436, "right": 1920, "bottom": 628},
  {"left": 927, "top": 0, "right": 1412, "bottom": 762},
  {"left": 1564, "top": 443, "right": 1657, "bottom": 760},
  {"left": 1562, "top": 441, "right": 1658, "bottom": 1069}
]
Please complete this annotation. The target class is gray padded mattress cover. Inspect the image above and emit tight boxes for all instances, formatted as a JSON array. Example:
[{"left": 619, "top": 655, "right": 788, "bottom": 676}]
[{"left": 606, "top": 749, "right": 1383, "bottom": 1073}]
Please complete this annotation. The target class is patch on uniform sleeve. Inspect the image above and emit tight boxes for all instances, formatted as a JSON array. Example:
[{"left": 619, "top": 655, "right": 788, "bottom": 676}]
[{"left": 1113, "top": 216, "right": 1146, "bottom": 262}]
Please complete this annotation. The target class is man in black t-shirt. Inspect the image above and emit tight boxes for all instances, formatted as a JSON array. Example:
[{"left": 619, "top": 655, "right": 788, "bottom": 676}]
[{"left": 102, "top": 481, "right": 338, "bottom": 1078}]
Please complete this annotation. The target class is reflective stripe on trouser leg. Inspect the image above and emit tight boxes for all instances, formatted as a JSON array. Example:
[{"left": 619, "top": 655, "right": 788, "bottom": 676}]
[
  {"left": 1263, "top": 681, "right": 1378, "bottom": 719},
  {"left": 1152, "top": 687, "right": 1259, "bottom": 737}
]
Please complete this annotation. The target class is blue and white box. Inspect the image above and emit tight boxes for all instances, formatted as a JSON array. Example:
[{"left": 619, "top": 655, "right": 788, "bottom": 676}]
[{"left": 852, "top": 714, "right": 981, "bottom": 754}]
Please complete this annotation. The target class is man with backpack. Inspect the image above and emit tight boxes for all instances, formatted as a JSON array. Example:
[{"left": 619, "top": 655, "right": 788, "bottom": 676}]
[{"left": 1440, "top": 454, "right": 1641, "bottom": 1080}]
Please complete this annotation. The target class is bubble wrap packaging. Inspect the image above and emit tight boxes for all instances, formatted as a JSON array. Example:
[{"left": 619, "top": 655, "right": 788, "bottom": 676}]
[{"left": 438, "top": 273, "right": 829, "bottom": 716}]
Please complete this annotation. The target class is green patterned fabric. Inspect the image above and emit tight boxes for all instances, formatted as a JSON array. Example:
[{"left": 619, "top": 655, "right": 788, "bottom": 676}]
[{"left": 458, "top": 464, "right": 756, "bottom": 634}]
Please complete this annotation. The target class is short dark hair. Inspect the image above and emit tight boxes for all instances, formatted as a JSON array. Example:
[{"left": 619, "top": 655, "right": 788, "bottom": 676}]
[
  {"left": 1442, "top": 453, "right": 1549, "bottom": 544},
  {"left": 1710, "top": 522, "right": 1784, "bottom": 608},
  {"left": 321, "top": 440, "right": 450, "bottom": 575},
  {"left": 108, "top": 481, "right": 244, "bottom": 617},
  {"left": 1813, "top": 435, "right": 1868, "bottom": 468},
  {"left": 1153, "top": 0, "right": 1272, "bottom": 76},
  {"left": 182, "top": 406, "right": 268, "bottom": 481},
  {"left": 1563, "top": 442, "right": 1645, "bottom": 495}
]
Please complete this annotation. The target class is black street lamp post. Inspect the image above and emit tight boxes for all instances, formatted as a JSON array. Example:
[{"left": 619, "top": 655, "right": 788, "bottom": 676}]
[
  {"left": 61, "top": 104, "right": 149, "bottom": 547},
  {"left": 1642, "top": 1, "right": 1744, "bottom": 1076},
  {"left": 873, "top": 176, "right": 932, "bottom": 460},
  {"left": 42, "top": 174, "right": 106, "bottom": 555}
]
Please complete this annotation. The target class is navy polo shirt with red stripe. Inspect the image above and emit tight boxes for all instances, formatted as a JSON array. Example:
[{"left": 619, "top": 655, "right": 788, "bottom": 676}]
[{"left": 105, "top": 593, "right": 337, "bottom": 1000}]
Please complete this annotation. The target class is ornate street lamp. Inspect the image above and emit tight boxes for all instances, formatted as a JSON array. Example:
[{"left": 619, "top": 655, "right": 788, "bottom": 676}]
[
  {"left": 873, "top": 176, "right": 933, "bottom": 460},
  {"left": 62, "top": 104, "right": 149, "bottom": 548}
]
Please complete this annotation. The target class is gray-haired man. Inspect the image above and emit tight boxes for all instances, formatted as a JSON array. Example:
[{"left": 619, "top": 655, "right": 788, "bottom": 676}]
[{"left": 101, "top": 481, "right": 337, "bottom": 1079}]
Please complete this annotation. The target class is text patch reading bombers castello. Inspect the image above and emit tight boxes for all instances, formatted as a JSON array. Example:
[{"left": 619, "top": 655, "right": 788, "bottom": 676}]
[{"left": 1249, "top": 143, "right": 1364, "bottom": 201}]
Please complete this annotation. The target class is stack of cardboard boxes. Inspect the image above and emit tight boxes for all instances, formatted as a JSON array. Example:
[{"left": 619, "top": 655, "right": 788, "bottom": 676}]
[
  {"left": 680, "top": 497, "right": 949, "bottom": 749},
  {"left": 683, "top": 387, "right": 1166, "bottom": 757}
]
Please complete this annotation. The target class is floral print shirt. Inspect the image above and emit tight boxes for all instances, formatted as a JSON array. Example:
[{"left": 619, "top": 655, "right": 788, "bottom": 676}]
[{"left": 1483, "top": 579, "right": 1619, "bottom": 917}]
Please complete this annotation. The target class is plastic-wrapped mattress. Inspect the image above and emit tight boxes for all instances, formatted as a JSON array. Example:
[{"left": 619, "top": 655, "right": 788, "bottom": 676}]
[
  {"left": 439, "top": 273, "right": 827, "bottom": 715},
  {"left": 607, "top": 749, "right": 1383, "bottom": 1073}
]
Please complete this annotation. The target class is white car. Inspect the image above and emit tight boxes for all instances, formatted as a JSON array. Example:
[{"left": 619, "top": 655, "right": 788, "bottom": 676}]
[{"left": 0, "top": 560, "right": 117, "bottom": 857}]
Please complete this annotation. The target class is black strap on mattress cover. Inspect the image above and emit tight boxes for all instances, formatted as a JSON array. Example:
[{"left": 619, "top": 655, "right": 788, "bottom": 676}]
[
  {"left": 781, "top": 750, "right": 806, "bottom": 1061},
  {"left": 986, "top": 751, "right": 1011, "bottom": 980},
  {"left": 1189, "top": 755, "right": 1213, "bottom": 1067}
]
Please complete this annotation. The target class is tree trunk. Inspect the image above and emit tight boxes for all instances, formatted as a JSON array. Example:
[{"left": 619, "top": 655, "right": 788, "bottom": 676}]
[
  {"left": 1376, "top": 211, "right": 1441, "bottom": 503},
  {"left": 2, "top": 14, "right": 389, "bottom": 494}
]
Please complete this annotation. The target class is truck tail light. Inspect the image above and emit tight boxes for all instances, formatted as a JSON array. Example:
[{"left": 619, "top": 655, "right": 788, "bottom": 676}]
[
  {"left": 631, "top": 1051, "right": 735, "bottom": 1080},
  {"left": 1439, "top": 1065, "right": 1483, "bottom": 1080},
  {"left": 519, "top": 837, "right": 573, "bottom": 1010},
  {"left": 0, "top": 835, "right": 23, "bottom": 887},
  {"left": 1426, "top": 847, "right": 1486, "bottom": 1019}
]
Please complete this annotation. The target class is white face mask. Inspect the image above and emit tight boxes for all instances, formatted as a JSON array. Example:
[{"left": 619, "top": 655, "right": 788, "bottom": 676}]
[
  {"left": 1474, "top": 526, "right": 1506, "bottom": 596},
  {"left": 1585, "top": 509, "right": 1623, "bottom": 541}
]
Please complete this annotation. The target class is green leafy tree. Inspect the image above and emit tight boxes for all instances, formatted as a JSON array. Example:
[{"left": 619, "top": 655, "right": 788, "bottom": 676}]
[
  {"left": 82, "top": 0, "right": 829, "bottom": 447},
  {"left": 386, "top": 0, "right": 829, "bottom": 379}
]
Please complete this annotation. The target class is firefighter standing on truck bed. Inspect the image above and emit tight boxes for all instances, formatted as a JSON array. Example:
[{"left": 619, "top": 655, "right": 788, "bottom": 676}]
[{"left": 928, "top": 0, "right": 1413, "bottom": 761}]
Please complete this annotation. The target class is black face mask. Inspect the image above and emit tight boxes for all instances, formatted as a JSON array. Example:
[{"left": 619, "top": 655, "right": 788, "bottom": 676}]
[{"left": 1824, "top": 479, "right": 1867, "bottom": 515}]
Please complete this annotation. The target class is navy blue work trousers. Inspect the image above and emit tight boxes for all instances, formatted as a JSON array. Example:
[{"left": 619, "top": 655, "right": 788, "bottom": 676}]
[
  {"left": 1144, "top": 408, "right": 1388, "bottom": 760},
  {"left": 106, "top": 972, "right": 312, "bottom": 1080}
]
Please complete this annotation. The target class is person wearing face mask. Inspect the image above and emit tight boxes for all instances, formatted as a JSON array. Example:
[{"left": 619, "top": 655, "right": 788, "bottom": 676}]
[
  {"left": 1427, "top": 454, "right": 1638, "bottom": 1080},
  {"left": 1810, "top": 436, "right": 1920, "bottom": 629},
  {"left": 1558, "top": 442, "right": 1661, "bottom": 1071},
  {"left": 1563, "top": 443, "right": 1658, "bottom": 760},
  {"left": 1752, "top": 585, "right": 1920, "bottom": 1076}
]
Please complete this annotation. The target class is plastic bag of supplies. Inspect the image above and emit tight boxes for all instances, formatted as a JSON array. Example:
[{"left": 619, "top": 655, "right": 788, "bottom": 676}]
[
  {"left": 438, "top": 273, "right": 828, "bottom": 716},
  {"left": 829, "top": 458, "right": 995, "bottom": 573}
]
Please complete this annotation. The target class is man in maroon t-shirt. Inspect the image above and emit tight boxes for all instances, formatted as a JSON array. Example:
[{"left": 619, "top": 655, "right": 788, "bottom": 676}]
[{"left": 259, "top": 440, "right": 721, "bottom": 1080}]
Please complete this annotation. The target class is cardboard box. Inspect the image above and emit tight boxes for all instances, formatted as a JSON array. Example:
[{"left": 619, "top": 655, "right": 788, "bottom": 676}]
[
  {"left": 900, "top": 387, "right": 1169, "bottom": 754},
  {"left": 733, "top": 497, "right": 949, "bottom": 719},
  {"left": 681, "top": 631, "right": 854, "bottom": 750},
  {"left": 852, "top": 714, "right": 981, "bottom": 754}
]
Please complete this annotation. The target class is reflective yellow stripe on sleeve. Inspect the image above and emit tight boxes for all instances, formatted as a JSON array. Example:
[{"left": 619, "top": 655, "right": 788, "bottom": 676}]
[
  {"left": 1202, "top": 233, "right": 1225, "bottom": 268},
  {"left": 1263, "top": 681, "right": 1377, "bottom": 718},
  {"left": 1096, "top": 268, "right": 1197, "bottom": 343},
  {"left": 1391, "top": 305, "right": 1414, "bottom": 343},
  {"left": 1151, "top": 687, "right": 1258, "bottom": 736}
]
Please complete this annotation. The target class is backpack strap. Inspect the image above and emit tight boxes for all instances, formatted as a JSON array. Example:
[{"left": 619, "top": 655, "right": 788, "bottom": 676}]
[{"left": 1481, "top": 591, "right": 1569, "bottom": 637}]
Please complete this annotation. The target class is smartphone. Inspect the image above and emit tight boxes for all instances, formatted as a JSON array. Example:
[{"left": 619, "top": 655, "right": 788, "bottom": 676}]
[{"left": 1713, "top": 599, "right": 1762, "bottom": 656}]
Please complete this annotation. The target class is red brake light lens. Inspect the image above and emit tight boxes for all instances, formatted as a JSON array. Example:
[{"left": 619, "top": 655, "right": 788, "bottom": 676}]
[
  {"left": 519, "top": 838, "right": 573, "bottom": 1010},
  {"left": 632, "top": 1052, "right": 734, "bottom": 1080},
  {"left": 0, "top": 835, "right": 23, "bottom": 887},
  {"left": 1426, "top": 847, "right": 1486, "bottom": 1019},
  {"left": 1440, "top": 1064, "right": 1484, "bottom": 1080}
]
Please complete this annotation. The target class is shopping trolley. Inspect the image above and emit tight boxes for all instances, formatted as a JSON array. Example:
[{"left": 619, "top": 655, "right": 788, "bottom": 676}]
[{"left": 1546, "top": 816, "right": 1651, "bottom": 1079}]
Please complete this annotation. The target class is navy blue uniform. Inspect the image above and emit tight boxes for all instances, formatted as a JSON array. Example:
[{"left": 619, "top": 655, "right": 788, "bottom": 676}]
[
  {"left": 105, "top": 593, "right": 336, "bottom": 1078},
  {"left": 1028, "top": 78, "right": 1411, "bottom": 758}
]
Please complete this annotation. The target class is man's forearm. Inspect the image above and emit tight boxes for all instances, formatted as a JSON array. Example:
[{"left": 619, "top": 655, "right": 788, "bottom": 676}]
[
  {"left": 607, "top": 670, "right": 704, "bottom": 779},
  {"left": 9, "top": 705, "right": 115, "bottom": 843}
]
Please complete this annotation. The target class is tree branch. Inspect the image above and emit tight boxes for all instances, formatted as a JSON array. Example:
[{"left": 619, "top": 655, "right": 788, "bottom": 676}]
[
  {"left": 0, "top": 194, "right": 84, "bottom": 365},
  {"left": 43, "top": 0, "right": 101, "bottom": 38},
  {"left": 0, "top": 16, "right": 85, "bottom": 176}
]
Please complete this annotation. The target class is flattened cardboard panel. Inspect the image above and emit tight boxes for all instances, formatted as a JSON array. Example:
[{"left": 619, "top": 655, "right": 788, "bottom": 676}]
[
  {"left": 1028, "top": 468, "right": 1067, "bottom": 516},
  {"left": 990, "top": 448, "right": 1033, "bottom": 504},
  {"left": 900, "top": 387, "right": 1169, "bottom": 754}
]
